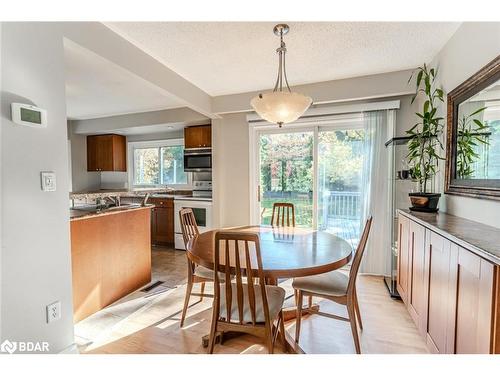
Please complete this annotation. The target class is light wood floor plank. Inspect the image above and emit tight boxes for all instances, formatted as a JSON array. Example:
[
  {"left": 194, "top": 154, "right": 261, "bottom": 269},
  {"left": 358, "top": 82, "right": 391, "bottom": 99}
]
[{"left": 75, "top": 247, "right": 427, "bottom": 354}]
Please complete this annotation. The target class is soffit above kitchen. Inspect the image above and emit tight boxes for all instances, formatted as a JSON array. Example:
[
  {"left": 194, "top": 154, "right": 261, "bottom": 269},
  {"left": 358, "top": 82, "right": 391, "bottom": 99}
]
[
  {"left": 64, "top": 39, "right": 185, "bottom": 120},
  {"left": 104, "top": 22, "right": 461, "bottom": 97}
]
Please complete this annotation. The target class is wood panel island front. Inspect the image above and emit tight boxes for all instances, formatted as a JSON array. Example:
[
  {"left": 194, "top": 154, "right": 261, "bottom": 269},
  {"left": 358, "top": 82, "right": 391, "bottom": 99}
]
[
  {"left": 397, "top": 209, "right": 500, "bottom": 354},
  {"left": 70, "top": 206, "right": 152, "bottom": 322}
]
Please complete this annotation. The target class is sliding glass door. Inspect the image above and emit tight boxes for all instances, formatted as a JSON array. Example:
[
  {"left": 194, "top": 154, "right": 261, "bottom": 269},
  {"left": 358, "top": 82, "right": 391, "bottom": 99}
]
[
  {"left": 255, "top": 120, "right": 365, "bottom": 245},
  {"left": 259, "top": 131, "right": 314, "bottom": 227},
  {"left": 318, "top": 128, "right": 364, "bottom": 248}
]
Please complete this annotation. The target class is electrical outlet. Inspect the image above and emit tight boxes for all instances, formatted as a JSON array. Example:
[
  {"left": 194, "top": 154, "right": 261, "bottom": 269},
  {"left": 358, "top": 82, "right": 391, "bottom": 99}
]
[{"left": 46, "top": 301, "right": 61, "bottom": 323}]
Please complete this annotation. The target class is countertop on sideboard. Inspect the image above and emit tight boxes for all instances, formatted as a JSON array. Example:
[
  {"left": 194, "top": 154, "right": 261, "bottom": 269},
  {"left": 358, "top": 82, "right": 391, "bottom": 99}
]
[{"left": 398, "top": 209, "right": 500, "bottom": 265}]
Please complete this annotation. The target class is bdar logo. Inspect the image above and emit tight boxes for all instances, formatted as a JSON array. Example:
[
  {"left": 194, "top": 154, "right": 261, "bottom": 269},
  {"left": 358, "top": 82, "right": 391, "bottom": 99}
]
[{"left": 0, "top": 340, "right": 17, "bottom": 354}]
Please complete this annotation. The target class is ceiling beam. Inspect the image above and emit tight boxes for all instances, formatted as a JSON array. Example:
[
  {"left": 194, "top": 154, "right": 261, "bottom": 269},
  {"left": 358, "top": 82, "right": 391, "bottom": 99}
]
[
  {"left": 71, "top": 107, "right": 209, "bottom": 134},
  {"left": 59, "top": 22, "right": 217, "bottom": 119},
  {"left": 211, "top": 69, "right": 416, "bottom": 114}
]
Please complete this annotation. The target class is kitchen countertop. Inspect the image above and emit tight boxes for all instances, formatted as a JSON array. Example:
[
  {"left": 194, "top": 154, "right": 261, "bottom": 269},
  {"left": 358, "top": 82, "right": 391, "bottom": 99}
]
[
  {"left": 70, "top": 189, "right": 192, "bottom": 199},
  {"left": 70, "top": 204, "right": 153, "bottom": 221},
  {"left": 398, "top": 209, "right": 500, "bottom": 265}
]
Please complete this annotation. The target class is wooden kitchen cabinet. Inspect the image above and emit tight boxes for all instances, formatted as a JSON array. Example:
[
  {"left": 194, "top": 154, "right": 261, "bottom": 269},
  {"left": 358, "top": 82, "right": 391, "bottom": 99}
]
[
  {"left": 71, "top": 207, "right": 151, "bottom": 322},
  {"left": 184, "top": 124, "right": 211, "bottom": 149},
  {"left": 150, "top": 197, "right": 174, "bottom": 245},
  {"left": 87, "top": 134, "right": 127, "bottom": 172},
  {"left": 396, "top": 213, "right": 410, "bottom": 303}
]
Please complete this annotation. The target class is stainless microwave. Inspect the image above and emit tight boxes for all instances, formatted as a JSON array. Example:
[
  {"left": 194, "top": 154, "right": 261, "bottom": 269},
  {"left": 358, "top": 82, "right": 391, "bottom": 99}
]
[{"left": 184, "top": 148, "right": 212, "bottom": 172}]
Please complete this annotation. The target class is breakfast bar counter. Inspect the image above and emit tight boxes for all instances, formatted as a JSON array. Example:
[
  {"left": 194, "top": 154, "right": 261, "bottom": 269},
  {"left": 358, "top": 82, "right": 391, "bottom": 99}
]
[{"left": 70, "top": 206, "right": 152, "bottom": 322}]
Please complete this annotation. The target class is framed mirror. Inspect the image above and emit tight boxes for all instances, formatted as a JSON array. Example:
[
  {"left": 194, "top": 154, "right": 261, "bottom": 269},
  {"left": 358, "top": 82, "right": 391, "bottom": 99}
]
[{"left": 445, "top": 55, "right": 500, "bottom": 200}]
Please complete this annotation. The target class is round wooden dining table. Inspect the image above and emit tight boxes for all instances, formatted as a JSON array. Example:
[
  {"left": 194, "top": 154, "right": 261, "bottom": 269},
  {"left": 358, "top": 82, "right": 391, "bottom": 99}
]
[
  {"left": 187, "top": 225, "right": 352, "bottom": 278},
  {"left": 186, "top": 225, "right": 353, "bottom": 353}
]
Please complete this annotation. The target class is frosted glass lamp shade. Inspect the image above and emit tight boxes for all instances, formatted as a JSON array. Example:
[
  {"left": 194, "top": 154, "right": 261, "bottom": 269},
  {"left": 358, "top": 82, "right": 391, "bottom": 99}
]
[{"left": 251, "top": 91, "right": 312, "bottom": 126}]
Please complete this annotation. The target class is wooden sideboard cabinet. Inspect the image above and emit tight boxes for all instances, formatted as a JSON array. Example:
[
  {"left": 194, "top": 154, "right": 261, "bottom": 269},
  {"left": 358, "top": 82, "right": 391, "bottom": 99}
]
[
  {"left": 87, "top": 134, "right": 127, "bottom": 172},
  {"left": 397, "top": 211, "right": 500, "bottom": 354}
]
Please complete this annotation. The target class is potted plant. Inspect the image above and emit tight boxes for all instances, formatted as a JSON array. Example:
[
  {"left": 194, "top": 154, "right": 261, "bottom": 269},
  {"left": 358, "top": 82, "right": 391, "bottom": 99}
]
[
  {"left": 456, "top": 107, "right": 489, "bottom": 179},
  {"left": 406, "top": 64, "right": 445, "bottom": 212}
]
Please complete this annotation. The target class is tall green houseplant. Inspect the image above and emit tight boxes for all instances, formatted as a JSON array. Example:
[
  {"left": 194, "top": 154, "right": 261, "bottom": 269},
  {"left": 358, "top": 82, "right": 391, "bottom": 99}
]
[{"left": 407, "top": 64, "right": 445, "bottom": 193}]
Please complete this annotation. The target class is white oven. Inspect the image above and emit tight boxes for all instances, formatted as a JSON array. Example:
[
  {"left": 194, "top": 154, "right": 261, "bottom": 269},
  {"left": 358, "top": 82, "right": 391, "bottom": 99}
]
[{"left": 174, "top": 197, "right": 213, "bottom": 250}]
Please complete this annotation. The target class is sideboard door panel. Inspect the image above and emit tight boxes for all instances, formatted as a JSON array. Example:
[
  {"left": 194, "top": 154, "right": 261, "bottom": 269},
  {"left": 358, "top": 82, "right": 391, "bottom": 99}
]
[
  {"left": 408, "top": 221, "right": 428, "bottom": 336},
  {"left": 455, "top": 248, "right": 494, "bottom": 354},
  {"left": 397, "top": 214, "right": 410, "bottom": 303},
  {"left": 427, "top": 232, "right": 454, "bottom": 353}
]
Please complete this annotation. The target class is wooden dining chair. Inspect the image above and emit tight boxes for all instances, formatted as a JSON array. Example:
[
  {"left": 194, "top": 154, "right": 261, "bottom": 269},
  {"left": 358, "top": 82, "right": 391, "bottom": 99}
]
[
  {"left": 292, "top": 216, "right": 373, "bottom": 354},
  {"left": 208, "top": 231, "right": 286, "bottom": 354},
  {"left": 179, "top": 208, "right": 214, "bottom": 327},
  {"left": 270, "top": 202, "right": 312, "bottom": 307},
  {"left": 270, "top": 202, "right": 295, "bottom": 227}
]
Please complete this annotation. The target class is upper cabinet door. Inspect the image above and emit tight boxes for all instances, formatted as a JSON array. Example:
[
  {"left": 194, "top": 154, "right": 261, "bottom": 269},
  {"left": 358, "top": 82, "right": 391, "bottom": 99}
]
[
  {"left": 96, "top": 135, "right": 114, "bottom": 171},
  {"left": 86, "top": 134, "right": 127, "bottom": 172},
  {"left": 455, "top": 248, "right": 494, "bottom": 354},
  {"left": 184, "top": 125, "right": 211, "bottom": 148},
  {"left": 86, "top": 136, "right": 99, "bottom": 171},
  {"left": 397, "top": 213, "right": 410, "bottom": 303}
]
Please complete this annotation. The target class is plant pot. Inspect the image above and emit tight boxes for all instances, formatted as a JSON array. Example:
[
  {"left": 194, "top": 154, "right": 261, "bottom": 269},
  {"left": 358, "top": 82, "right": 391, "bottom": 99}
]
[{"left": 408, "top": 193, "right": 441, "bottom": 212}]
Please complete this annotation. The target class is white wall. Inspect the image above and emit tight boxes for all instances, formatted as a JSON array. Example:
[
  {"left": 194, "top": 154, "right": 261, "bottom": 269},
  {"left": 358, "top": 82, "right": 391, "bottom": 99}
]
[
  {"left": 1, "top": 23, "right": 75, "bottom": 353},
  {"left": 430, "top": 22, "right": 500, "bottom": 228}
]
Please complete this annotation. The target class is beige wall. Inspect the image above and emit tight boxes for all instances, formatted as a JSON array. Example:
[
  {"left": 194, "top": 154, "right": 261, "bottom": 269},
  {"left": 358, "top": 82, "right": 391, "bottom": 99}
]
[
  {"left": 68, "top": 121, "right": 101, "bottom": 192},
  {"left": 431, "top": 22, "right": 500, "bottom": 228},
  {"left": 212, "top": 113, "right": 251, "bottom": 227}
]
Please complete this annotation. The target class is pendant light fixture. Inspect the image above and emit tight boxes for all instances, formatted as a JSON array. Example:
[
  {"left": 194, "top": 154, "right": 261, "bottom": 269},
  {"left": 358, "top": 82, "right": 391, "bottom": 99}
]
[{"left": 251, "top": 24, "right": 312, "bottom": 127}]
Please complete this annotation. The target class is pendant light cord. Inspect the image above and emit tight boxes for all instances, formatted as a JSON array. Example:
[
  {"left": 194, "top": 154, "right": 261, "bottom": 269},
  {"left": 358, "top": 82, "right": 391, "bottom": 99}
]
[{"left": 273, "top": 28, "right": 292, "bottom": 93}]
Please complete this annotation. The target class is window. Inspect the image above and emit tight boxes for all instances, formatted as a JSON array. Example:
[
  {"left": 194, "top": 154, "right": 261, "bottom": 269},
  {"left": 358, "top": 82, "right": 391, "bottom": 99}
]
[{"left": 130, "top": 139, "right": 189, "bottom": 187}]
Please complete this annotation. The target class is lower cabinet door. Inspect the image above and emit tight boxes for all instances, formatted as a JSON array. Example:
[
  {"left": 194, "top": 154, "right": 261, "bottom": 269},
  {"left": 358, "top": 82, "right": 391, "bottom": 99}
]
[
  {"left": 152, "top": 207, "right": 174, "bottom": 245},
  {"left": 455, "top": 247, "right": 494, "bottom": 354},
  {"left": 407, "top": 221, "right": 428, "bottom": 336},
  {"left": 426, "top": 232, "right": 457, "bottom": 354},
  {"left": 397, "top": 214, "right": 410, "bottom": 303}
]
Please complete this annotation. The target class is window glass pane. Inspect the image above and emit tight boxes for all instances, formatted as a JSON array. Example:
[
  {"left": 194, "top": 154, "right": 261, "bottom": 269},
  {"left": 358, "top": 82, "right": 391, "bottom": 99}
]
[
  {"left": 318, "top": 129, "right": 365, "bottom": 248},
  {"left": 259, "top": 132, "right": 314, "bottom": 227},
  {"left": 161, "top": 145, "right": 187, "bottom": 184},
  {"left": 134, "top": 148, "right": 159, "bottom": 185}
]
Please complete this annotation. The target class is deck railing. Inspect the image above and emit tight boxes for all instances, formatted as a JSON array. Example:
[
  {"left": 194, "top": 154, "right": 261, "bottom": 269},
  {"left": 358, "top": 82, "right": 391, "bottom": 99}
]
[{"left": 323, "top": 191, "right": 361, "bottom": 220}]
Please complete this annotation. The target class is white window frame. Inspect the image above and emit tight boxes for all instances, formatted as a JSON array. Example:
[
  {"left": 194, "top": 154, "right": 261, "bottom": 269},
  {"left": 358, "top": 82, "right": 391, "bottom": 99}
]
[
  {"left": 249, "top": 114, "right": 366, "bottom": 227},
  {"left": 128, "top": 138, "right": 192, "bottom": 189},
  {"left": 248, "top": 101, "right": 400, "bottom": 225}
]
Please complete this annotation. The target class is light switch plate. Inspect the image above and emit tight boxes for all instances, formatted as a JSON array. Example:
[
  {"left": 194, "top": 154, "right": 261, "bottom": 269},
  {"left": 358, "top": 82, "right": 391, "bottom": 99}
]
[
  {"left": 40, "top": 171, "right": 56, "bottom": 192},
  {"left": 46, "top": 301, "right": 61, "bottom": 323}
]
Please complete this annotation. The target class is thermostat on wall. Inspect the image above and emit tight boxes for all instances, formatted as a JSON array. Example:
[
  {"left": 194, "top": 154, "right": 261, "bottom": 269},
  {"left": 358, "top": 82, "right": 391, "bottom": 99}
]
[{"left": 11, "top": 103, "right": 48, "bottom": 128}]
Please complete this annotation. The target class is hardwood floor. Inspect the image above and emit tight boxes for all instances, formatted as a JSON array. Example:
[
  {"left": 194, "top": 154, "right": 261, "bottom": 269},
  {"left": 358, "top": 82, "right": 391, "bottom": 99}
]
[{"left": 74, "top": 247, "right": 428, "bottom": 354}]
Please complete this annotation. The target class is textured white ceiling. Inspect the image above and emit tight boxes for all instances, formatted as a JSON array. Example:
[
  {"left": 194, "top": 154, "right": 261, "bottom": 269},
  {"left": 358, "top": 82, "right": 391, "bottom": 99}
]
[
  {"left": 64, "top": 40, "right": 183, "bottom": 120},
  {"left": 105, "top": 22, "right": 461, "bottom": 96}
]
